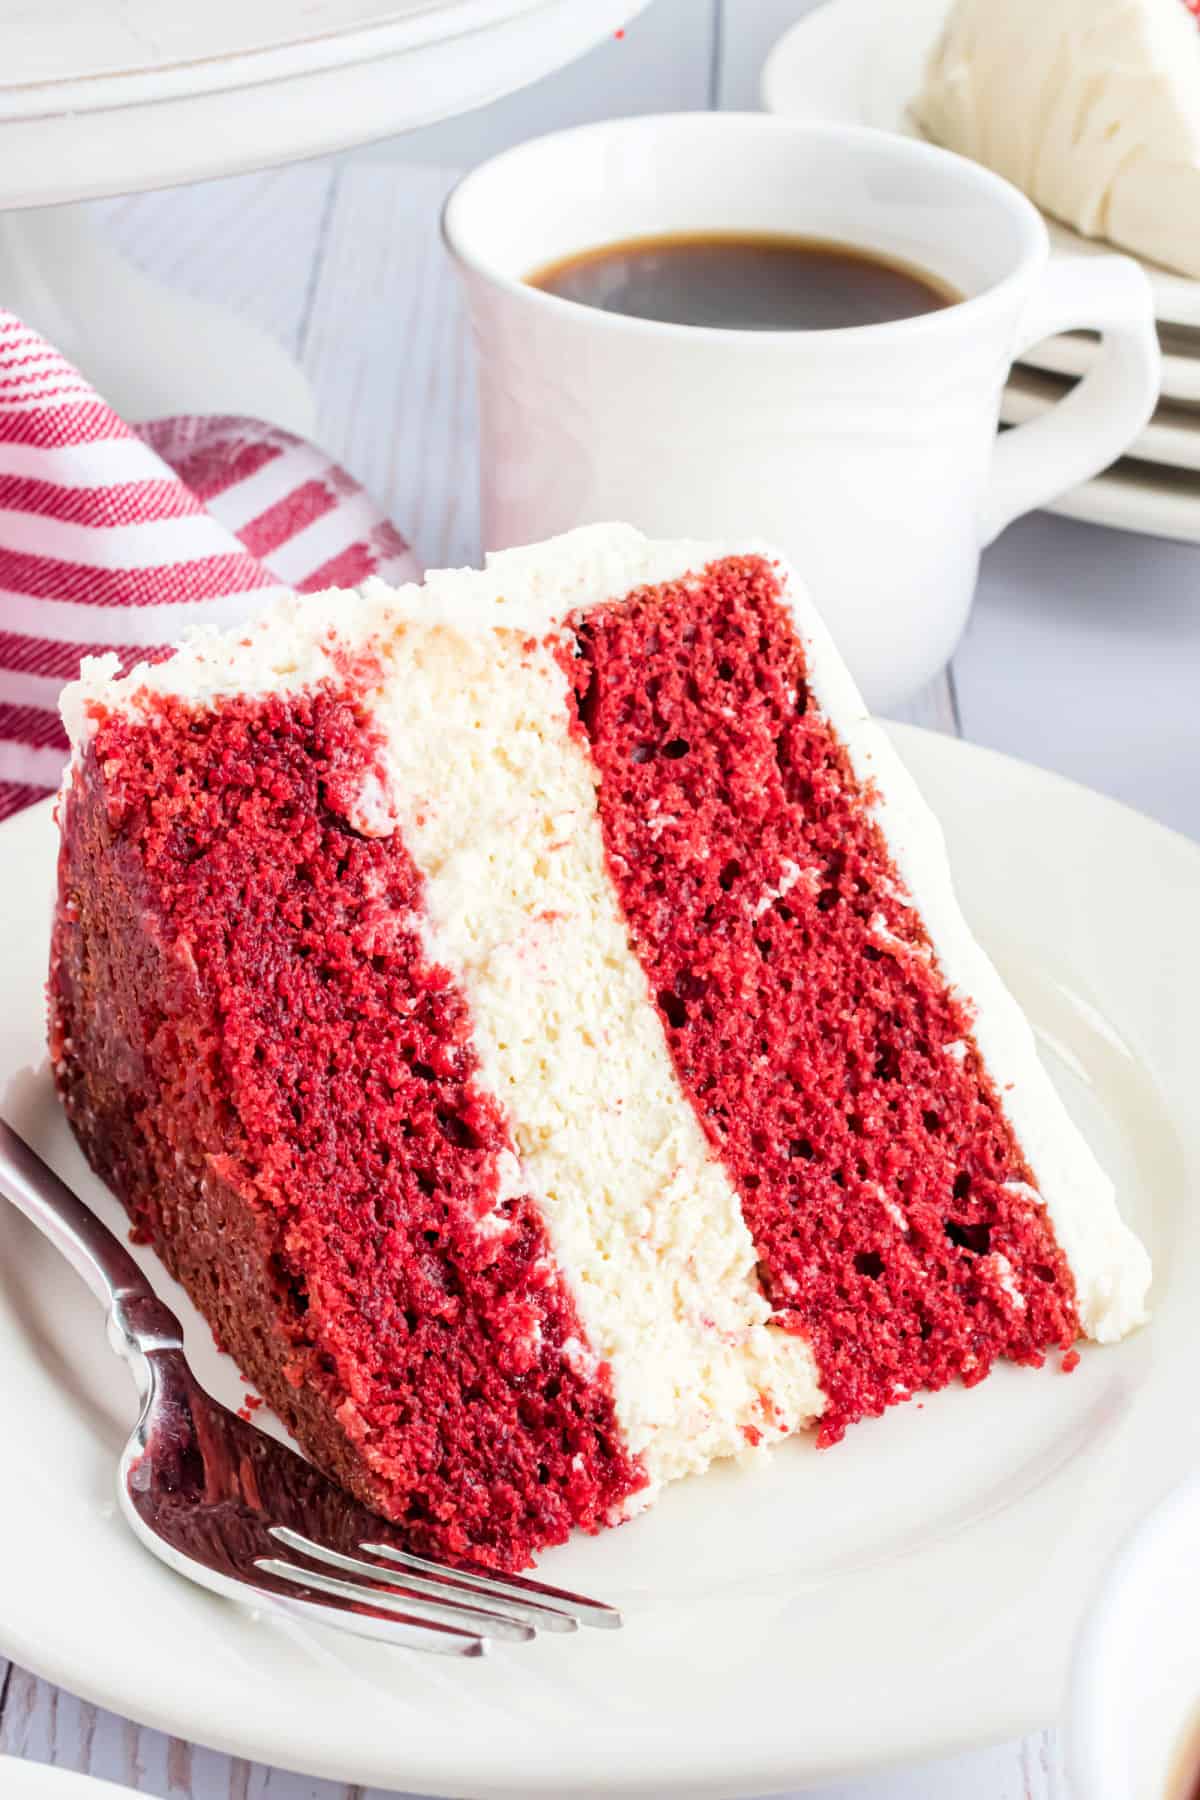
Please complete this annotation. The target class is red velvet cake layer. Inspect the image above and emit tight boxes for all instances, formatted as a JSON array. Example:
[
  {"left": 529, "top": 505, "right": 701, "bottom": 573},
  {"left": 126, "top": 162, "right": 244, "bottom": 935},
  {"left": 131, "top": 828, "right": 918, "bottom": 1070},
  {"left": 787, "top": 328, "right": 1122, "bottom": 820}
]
[
  {"left": 50, "top": 683, "right": 643, "bottom": 1568},
  {"left": 570, "top": 557, "right": 1079, "bottom": 1443}
]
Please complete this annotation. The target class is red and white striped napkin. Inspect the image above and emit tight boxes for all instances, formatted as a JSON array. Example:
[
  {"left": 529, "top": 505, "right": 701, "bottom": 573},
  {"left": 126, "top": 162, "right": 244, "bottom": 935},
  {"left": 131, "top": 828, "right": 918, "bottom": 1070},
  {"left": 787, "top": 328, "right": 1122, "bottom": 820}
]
[{"left": 0, "top": 312, "right": 421, "bottom": 823}]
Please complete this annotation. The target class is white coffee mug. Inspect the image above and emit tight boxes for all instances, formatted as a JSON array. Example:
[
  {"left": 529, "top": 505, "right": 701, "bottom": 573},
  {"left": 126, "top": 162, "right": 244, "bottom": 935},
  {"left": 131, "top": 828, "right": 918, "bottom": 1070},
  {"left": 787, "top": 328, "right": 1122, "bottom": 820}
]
[
  {"left": 443, "top": 114, "right": 1159, "bottom": 710},
  {"left": 1067, "top": 1470, "right": 1200, "bottom": 1800}
]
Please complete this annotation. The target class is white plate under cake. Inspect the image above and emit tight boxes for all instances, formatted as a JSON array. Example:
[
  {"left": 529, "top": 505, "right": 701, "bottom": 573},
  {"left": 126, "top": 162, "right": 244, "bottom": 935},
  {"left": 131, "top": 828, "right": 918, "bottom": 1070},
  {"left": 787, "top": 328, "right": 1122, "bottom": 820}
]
[{"left": 0, "top": 704, "right": 1192, "bottom": 1792}]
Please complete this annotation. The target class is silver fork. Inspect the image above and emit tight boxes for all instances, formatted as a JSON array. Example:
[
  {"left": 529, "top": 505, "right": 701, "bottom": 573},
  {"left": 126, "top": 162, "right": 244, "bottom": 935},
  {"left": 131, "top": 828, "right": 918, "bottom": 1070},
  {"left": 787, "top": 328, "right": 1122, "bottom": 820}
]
[{"left": 0, "top": 1119, "right": 620, "bottom": 1657}]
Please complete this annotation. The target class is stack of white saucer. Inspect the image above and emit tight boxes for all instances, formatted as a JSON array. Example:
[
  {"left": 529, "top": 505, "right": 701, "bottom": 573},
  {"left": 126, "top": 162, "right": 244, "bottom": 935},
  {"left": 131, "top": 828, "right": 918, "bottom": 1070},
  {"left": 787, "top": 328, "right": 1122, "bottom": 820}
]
[
  {"left": 999, "top": 223, "right": 1200, "bottom": 541},
  {"left": 763, "top": 0, "right": 1200, "bottom": 543}
]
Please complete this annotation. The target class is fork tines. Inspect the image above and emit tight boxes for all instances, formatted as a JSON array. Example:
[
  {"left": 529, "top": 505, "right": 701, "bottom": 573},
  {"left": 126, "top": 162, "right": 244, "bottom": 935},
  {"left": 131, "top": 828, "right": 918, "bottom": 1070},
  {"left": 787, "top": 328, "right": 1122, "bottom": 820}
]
[{"left": 260, "top": 1525, "right": 622, "bottom": 1655}]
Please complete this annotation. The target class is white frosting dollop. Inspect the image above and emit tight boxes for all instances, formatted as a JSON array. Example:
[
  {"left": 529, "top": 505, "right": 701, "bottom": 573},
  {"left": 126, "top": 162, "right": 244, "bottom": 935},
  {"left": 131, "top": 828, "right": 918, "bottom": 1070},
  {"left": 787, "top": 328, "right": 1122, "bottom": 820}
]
[{"left": 915, "top": 0, "right": 1200, "bottom": 278}]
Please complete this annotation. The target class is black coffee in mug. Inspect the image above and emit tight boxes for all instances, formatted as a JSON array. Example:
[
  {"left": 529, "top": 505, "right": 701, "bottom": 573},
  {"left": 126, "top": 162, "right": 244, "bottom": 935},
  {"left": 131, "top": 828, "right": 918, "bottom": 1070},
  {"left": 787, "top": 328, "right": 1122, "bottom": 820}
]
[{"left": 527, "top": 230, "right": 960, "bottom": 331}]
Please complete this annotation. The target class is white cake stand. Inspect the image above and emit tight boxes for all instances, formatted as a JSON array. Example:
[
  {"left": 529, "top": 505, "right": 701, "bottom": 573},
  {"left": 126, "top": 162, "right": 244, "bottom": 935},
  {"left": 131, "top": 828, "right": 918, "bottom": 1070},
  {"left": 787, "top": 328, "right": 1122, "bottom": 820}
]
[{"left": 0, "top": 0, "right": 647, "bottom": 433}]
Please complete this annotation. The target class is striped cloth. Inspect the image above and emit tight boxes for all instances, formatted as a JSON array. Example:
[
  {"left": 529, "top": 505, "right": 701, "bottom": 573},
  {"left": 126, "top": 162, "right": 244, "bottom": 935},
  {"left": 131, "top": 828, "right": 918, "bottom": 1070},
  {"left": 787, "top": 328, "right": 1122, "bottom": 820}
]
[{"left": 0, "top": 312, "right": 421, "bottom": 822}]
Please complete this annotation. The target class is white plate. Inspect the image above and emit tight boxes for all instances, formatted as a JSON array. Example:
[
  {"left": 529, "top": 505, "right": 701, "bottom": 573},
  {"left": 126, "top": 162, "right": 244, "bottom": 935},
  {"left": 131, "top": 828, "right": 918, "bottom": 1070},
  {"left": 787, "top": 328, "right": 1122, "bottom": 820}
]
[
  {"left": 1003, "top": 366, "right": 1200, "bottom": 473},
  {"left": 762, "top": 0, "right": 1200, "bottom": 330},
  {"left": 1022, "top": 330, "right": 1200, "bottom": 406},
  {"left": 0, "top": 725, "right": 1196, "bottom": 1798},
  {"left": 0, "top": 1761, "right": 139, "bottom": 1800},
  {"left": 1036, "top": 456, "right": 1200, "bottom": 541}
]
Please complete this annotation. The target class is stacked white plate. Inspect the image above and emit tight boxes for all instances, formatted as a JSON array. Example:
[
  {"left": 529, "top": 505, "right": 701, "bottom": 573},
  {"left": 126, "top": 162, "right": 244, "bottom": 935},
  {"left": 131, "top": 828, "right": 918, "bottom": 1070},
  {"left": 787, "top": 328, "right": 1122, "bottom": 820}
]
[{"left": 762, "top": 0, "right": 1200, "bottom": 543}]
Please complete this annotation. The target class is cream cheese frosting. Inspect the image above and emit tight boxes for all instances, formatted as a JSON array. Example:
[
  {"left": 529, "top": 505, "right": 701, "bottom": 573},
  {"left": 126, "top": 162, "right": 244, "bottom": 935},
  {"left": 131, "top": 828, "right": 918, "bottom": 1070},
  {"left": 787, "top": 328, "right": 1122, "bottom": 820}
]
[{"left": 915, "top": 0, "right": 1200, "bottom": 279}]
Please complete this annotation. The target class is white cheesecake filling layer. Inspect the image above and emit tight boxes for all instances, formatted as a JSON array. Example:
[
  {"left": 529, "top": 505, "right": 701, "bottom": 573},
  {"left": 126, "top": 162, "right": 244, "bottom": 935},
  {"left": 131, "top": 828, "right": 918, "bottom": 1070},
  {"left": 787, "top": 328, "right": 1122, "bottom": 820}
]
[
  {"left": 915, "top": 0, "right": 1200, "bottom": 279},
  {"left": 346, "top": 618, "right": 824, "bottom": 1496},
  {"left": 62, "top": 522, "right": 1151, "bottom": 1357}
]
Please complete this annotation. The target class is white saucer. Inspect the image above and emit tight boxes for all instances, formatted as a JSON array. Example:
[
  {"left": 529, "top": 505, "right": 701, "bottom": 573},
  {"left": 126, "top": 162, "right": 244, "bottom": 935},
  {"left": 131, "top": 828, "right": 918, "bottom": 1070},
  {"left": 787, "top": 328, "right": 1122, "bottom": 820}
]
[
  {"left": 762, "top": 0, "right": 1200, "bottom": 539},
  {"left": 1022, "top": 329, "right": 1200, "bottom": 407},
  {"left": 1034, "top": 456, "right": 1200, "bottom": 543},
  {"left": 0, "top": 725, "right": 1195, "bottom": 1796},
  {"left": 1003, "top": 366, "right": 1200, "bottom": 474},
  {"left": 762, "top": 0, "right": 1200, "bottom": 330}
]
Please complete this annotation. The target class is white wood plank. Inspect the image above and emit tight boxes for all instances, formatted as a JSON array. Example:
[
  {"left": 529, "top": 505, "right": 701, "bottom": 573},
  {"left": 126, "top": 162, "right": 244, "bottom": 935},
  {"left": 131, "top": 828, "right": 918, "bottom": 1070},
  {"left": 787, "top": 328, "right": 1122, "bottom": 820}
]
[
  {"left": 345, "top": 0, "right": 719, "bottom": 167},
  {"left": 0, "top": 1662, "right": 376, "bottom": 1799},
  {"left": 716, "top": 0, "right": 827, "bottom": 109},
  {"left": 90, "top": 166, "right": 336, "bottom": 359},
  {"left": 957, "top": 511, "right": 1200, "bottom": 842},
  {"left": 300, "top": 163, "right": 478, "bottom": 571}
]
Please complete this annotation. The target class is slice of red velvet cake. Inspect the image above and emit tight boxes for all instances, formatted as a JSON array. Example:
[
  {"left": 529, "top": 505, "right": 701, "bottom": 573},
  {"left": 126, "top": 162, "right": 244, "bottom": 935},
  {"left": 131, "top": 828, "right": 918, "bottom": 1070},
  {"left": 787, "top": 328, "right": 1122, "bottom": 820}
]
[{"left": 50, "top": 525, "right": 1150, "bottom": 1570}]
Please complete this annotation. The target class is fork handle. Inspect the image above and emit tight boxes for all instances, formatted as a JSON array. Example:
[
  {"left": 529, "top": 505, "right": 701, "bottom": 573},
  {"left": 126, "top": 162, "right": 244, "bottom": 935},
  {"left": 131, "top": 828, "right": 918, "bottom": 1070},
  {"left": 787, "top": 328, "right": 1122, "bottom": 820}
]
[{"left": 0, "top": 1119, "right": 184, "bottom": 1362}]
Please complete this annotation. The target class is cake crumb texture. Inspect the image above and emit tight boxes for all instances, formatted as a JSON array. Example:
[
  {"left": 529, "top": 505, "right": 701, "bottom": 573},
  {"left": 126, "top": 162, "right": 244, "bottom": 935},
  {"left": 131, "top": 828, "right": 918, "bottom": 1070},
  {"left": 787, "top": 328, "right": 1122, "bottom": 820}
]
[
  {"left": 354, "top": 617, "right": 824, "bottom": 1497},
  {"left": 50, "top": 681, "right": 643, "bottom": 1569},
  {"left": 572, "top": 555, "right": 1085, "bottom": 1442}
]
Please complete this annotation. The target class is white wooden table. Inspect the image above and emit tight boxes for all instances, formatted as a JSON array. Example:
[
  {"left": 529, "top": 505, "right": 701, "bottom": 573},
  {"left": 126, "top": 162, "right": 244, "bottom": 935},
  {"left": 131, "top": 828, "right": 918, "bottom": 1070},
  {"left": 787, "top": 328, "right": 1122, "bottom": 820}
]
[{"left": 1, "top": 3, "right": 1196, "bottom": 1794}]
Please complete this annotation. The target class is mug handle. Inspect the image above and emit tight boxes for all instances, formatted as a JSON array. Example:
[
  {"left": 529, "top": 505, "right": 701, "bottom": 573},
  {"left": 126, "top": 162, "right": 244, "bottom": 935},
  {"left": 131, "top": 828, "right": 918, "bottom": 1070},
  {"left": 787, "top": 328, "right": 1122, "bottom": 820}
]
[{"left": 980, "top": 253, "right": 1160, "bottom": 546}]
